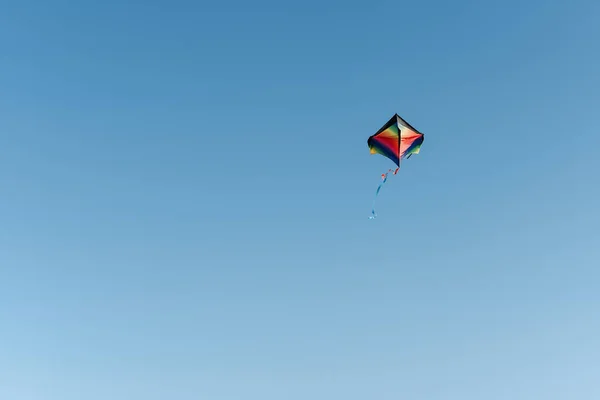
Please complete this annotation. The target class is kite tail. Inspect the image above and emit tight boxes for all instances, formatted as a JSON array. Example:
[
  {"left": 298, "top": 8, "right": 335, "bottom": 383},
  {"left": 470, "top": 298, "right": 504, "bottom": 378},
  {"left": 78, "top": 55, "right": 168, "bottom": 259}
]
[{"left": 369, "top": 167, "right": 399, "bottom": 219}]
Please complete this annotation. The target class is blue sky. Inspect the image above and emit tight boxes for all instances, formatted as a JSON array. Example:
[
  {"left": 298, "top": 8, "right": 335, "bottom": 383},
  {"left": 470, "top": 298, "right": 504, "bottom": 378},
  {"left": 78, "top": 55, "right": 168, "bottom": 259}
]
[{"left": 1, "top": 0, "right": 599, "bottom": 399}]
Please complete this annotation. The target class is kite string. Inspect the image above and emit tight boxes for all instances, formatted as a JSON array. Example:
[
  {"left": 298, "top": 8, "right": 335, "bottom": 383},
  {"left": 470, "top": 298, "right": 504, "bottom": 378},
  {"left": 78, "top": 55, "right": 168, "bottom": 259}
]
[{"left": 369, "top": 166, "right": 400, "bottom": 219}]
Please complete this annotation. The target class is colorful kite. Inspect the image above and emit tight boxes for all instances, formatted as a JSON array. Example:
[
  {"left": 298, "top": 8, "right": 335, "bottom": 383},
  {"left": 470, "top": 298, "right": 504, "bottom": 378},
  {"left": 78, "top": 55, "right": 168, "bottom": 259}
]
[{"left": 367, "top": 113, "right": 425, "bottom": 218}]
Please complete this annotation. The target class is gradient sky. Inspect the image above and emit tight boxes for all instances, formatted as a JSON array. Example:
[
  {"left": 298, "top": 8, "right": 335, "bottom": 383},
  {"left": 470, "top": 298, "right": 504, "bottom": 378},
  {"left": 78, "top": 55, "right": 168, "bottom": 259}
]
[{"left": 1, "top": 1, "right": 599, "bottom": 399}]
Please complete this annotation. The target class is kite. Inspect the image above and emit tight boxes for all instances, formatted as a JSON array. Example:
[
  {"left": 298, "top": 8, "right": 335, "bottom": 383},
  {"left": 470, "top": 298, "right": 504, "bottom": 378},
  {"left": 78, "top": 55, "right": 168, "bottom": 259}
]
[{"left": 367, "top": 113, "right": 425, "bottom": 218}]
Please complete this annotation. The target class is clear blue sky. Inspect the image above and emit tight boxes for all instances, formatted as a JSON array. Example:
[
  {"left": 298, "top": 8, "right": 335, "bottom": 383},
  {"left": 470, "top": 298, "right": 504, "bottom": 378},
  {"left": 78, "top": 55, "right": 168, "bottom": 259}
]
[{"left": 1, "top": 0, "right": 599, "bottom": 399}]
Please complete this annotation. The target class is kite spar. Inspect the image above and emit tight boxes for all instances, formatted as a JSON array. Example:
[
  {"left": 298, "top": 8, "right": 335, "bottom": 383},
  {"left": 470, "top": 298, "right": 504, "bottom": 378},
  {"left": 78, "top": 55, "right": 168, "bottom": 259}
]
[{"left": 367, "top": 114, "right": 425, "bottom": 219}]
